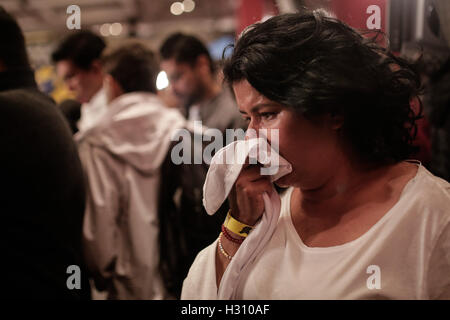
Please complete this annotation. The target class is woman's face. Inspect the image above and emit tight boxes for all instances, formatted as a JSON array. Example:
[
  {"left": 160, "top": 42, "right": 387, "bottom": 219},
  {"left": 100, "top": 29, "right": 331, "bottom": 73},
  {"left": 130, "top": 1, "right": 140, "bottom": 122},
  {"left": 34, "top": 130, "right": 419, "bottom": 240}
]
[{"left": 233, "top": 80, "right": 345, "bottom": 190}]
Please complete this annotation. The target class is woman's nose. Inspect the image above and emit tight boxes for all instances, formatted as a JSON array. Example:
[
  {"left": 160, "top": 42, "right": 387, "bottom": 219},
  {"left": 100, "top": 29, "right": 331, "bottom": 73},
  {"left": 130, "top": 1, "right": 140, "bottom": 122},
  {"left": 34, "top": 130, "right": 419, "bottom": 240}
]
[
  {"left": 245, "top": 120, "right": 260, "bottom": 140},
  {"left": 247, "top": 119, "right": 259, "bottom": 131}
]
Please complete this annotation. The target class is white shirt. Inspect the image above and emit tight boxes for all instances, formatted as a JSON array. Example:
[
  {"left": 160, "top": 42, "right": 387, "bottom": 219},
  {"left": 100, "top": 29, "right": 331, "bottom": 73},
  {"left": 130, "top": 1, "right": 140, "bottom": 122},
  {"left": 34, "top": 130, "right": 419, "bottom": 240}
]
[
  {"left": 77, "top": 87, "right": 108, "bottom": 132},
  {"left": 188, "top": 104, "right": 201, "bottom": 122},
  {"left": 182, "top": 164, "right": 450, "bottom": 299}
]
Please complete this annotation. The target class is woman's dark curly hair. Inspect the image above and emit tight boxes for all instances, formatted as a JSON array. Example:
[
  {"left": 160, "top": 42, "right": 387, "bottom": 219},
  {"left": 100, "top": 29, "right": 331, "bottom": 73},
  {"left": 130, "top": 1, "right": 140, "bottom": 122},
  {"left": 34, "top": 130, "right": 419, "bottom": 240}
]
[{"left": 223, "top": 11, "right": 422, "bottom": 165}]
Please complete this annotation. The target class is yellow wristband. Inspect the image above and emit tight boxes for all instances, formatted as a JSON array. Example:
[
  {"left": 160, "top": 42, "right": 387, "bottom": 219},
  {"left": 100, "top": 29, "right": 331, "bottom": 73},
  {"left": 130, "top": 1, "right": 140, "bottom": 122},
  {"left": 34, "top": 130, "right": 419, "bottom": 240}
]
[{"left": 223, "top": 210, "right": 253, "bottom": 237}]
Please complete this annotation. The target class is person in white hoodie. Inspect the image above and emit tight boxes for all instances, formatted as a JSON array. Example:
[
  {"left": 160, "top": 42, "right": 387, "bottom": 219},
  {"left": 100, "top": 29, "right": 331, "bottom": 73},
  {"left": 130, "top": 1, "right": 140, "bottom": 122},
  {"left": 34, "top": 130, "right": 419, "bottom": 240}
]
[{"left": 76, "top": 41, "right": 187, "bottom": 299}]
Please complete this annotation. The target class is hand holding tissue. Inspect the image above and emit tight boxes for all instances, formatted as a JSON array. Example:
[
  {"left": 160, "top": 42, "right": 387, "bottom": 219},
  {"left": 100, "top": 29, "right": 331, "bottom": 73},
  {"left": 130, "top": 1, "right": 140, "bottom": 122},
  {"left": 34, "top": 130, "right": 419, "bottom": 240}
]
[{"left": 181, "top": 137, "right": 292, "bottom": 299}]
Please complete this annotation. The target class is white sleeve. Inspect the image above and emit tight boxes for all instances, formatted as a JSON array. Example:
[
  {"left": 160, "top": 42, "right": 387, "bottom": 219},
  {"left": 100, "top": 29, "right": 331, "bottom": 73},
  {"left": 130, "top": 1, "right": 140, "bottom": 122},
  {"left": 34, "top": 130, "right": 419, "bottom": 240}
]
[
  {"left": 426, "top": 221, "right": 450, "bottom": 299},
  {"left": 181, "top": 240, "right": 219, "bottom": 299},
  {"left": 78, "top": 142, "right": 123, "bottom": 290}
]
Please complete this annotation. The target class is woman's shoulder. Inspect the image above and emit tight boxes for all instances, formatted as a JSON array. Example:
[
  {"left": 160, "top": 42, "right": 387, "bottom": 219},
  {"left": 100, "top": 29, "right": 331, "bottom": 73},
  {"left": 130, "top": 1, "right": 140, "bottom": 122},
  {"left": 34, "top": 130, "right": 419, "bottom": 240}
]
[
  {"left": 404, "top": 164, "right": 450, "bottom": 226},
  {"left": 181, "top": 239, "right": 218, "bottom": 299},
  {"left": 414, "top": 165, "right": 450, "bottom": 205}
]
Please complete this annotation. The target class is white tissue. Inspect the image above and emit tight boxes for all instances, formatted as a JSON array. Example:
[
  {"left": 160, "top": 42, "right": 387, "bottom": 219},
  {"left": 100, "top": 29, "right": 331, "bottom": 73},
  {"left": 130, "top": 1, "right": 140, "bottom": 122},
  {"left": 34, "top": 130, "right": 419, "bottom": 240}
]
[{"left": 202, "top": 137, "right": 292, "bottom": 299}]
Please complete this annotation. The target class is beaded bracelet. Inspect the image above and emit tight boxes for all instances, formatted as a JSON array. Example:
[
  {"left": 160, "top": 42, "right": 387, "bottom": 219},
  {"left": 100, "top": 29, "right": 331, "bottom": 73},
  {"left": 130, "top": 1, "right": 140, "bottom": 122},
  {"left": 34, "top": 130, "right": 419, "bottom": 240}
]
[
  {"left": 218, "top": 233, "right": 233, "bottom": 260},
  {"left": 221, "top": 224, "right": 245, "bottom": 244}
]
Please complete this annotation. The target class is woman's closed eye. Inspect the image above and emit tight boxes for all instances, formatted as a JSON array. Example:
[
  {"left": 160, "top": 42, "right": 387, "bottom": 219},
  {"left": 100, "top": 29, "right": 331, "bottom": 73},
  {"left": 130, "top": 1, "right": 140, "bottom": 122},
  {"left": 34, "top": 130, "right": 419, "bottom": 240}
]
[
  {"left": 241, "top": 112, "right": 277, "bottom": 123},
  {"left": 260, "top": 112, "right": 277, "bottom": 120}
]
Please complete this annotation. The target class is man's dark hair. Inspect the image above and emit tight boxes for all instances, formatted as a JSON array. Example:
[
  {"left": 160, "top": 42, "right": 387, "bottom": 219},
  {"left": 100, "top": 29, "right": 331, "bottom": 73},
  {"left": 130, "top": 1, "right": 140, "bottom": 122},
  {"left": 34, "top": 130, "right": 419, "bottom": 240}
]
[
  {"left": 0, "top": 6, "right": 30, "bottom": 68},
  {"left": 160, "top": 32, "right": 215, "bottom": 74},
  {"left": 51, "top": 30, "right": 105, "bottom": 70},
  {"left": 223, "top": 12, "right": 422, "bottom": 165},
  {"left": 101, "top": 41, "right": 159, "bottom": 94}
]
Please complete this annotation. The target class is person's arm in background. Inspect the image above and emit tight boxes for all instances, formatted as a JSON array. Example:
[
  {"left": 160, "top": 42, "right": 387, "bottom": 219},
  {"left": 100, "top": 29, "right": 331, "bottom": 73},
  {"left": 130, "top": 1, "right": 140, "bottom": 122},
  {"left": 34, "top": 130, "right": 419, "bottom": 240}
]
[{"left": 77, "top": 142, "right": 122, "bottom": 292}]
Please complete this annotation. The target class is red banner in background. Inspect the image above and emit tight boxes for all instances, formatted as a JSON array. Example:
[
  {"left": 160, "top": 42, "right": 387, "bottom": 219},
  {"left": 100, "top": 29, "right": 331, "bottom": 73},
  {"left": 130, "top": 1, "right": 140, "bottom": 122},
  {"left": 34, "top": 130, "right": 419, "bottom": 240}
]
[
  {"left": 236, "top": 0, "right": 387, "bottom": 37},
  {"left": 236, "top": 0, "right": 279, "bottom": 36}
]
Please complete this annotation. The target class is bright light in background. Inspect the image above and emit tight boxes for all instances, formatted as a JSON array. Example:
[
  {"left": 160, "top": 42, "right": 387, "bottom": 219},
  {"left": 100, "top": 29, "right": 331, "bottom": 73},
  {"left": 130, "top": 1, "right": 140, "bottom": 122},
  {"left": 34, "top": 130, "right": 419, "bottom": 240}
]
[
  {"left": 110, "top": 22, "right": 123, "bottom": 36},
  {"left": 156, "top": 71, "right": 169, "bottom": 90},
  {"left": 100, "top": 23, "right": 111, "bottom": 36},
  {"left": 183, "top": 0, "right": 195, "bottom": 12},
  {"left": 170, "top": 2, "right": 184, "bottom": 15},
  {"left": 170, "top": 0, "right": 195, "bottom": 15},
  {"left": 99, "top": 22, "right": 123, "bottom": 37}
]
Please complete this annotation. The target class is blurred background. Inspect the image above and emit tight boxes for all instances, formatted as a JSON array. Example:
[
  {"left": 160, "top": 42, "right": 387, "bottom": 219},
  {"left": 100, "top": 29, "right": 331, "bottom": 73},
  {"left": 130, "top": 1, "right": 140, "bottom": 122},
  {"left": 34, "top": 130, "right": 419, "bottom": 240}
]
[{"left": 0, "top": 0, "right": 448, "bottom": 103}]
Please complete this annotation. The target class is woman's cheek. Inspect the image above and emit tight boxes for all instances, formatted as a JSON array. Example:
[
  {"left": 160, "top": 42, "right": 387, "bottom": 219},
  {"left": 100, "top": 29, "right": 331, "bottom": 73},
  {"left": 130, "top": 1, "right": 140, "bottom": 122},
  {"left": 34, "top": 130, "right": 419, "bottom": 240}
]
[{"left": 272, "top": 113, "right": 298, "bottom": 154}]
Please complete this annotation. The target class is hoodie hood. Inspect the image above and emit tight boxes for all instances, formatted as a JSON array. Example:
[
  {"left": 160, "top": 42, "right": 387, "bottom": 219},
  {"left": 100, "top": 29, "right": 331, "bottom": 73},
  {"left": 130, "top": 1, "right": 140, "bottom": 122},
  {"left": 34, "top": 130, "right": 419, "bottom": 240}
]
[{"left": 77, "top": 92, "right": 186, "bottom": 173}]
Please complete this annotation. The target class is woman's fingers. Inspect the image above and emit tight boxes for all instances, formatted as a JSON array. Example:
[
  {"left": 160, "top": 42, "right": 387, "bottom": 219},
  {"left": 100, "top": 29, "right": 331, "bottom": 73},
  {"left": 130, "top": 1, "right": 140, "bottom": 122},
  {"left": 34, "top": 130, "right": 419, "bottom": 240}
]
[
  {"left": 237, "top": 163, "right": 265, "bottom": 182},
  {"left": 236, "top": 176, "right": 273, "bottom": 197},
  {"left": 228, "top": 164, "right": 273, "bottom": 226}
]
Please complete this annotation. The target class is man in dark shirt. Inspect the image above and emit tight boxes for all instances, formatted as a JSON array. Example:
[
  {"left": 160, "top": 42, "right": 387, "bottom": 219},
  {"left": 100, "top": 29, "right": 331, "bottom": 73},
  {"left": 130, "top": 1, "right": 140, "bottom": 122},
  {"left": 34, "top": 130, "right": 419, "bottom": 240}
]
[{"left": 0, "top": 7, "right": 89, "bottom": 299}]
